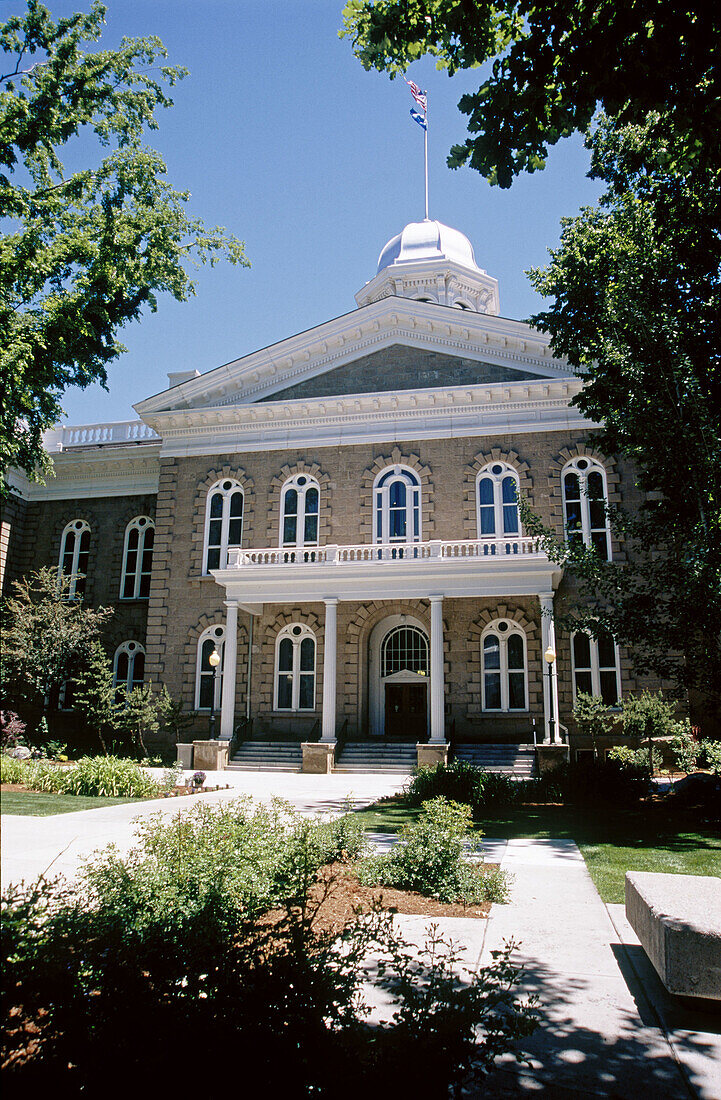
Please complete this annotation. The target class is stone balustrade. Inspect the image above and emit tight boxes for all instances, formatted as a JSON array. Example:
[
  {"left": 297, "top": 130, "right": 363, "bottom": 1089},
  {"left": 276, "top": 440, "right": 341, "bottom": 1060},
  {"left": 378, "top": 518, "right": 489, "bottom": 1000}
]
[
  {"left": 49, "top": 420, "right": 159, "bottom": 449},
  {"left": 226, "top": 536, "right": 542, "bottom": 569}
]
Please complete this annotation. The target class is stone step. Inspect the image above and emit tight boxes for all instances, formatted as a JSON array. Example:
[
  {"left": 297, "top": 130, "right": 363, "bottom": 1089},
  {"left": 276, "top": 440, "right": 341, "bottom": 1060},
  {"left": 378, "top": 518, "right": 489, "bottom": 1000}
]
[
  {"left": 229, "top": 741, "right": 303, "bottom": 772},
  {"left": 453, "top": 743, "right": 537, "bottom": 777}
]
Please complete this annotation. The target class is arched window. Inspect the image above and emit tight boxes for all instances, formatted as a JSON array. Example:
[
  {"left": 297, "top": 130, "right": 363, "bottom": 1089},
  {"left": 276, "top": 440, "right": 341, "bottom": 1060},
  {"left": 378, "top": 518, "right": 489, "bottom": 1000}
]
[
  {"left": 281, "top": 474, "right": 320, "bottom": 548},
  {"left": 58, "top": 519, "right": 90, "bottom": 599},
  {"left": 120, "top": 516, "right": 154, "bottom": 599},
  {"left": 562, "top": 458, "right": 611, "bottom": 560},
  {"left": 381, "top": 625, "right": 429, "bottom": 677},
  {"left": 571, "top": 630, "right": 621, "bottom": 706},
  {"left": 477, "top": 463, "right": 520, "bottom": 538},
  {"left": 204, "top": 480, "right": 244, "bottom": 572},
  {"left": 374, "top": 465, "right": 421, "bottom": 545},
  {"left": 275, "top": 624, "right": 316, "bottom": 711},
  {"left": 113, "top": 640, "right": 146, "bottom": 701},
  {"left": 195, "top": 624, "right": 225, "bottom": 710},
  {"left": 481, "top": 620, "right": 527, "bottom": 712}
]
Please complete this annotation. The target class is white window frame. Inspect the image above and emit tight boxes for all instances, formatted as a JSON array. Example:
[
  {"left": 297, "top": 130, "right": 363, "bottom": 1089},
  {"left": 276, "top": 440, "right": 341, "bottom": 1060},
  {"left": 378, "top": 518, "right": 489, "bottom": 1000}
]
[
  {"left": 112, "top": 640, "right": 146, "bottom": 697},
  {"left": 571, "top": 630, "right": 621, "bottom": 706},
  {"left": 194, "top": 625, "right": 225, "bottom": 710},
  {"left": 274, "top": 624, "right": 316, "bottom": 712},
  {"left": 562, "top": 458, "right": 612, "bottom": 560},
  {"left": 58, "top": 519, "right": 90, "bottom": 599},
  {"left": 476, "top": 463, "right": 521, "bottom": 539},
  {"left": 481, "top": 620, "right": 528, "bottom": 712},
  {"left": 280, "top": 474, "right": 320, "bottom": 548},
  {"left": 203, "top": 479, "right": 244, "bottom": 574},
  {"left": 120, "top": 516, "right": 155, "bottom": 599},
  {"left": 373, "top": 465, "right": 421, "bottom": 544}
]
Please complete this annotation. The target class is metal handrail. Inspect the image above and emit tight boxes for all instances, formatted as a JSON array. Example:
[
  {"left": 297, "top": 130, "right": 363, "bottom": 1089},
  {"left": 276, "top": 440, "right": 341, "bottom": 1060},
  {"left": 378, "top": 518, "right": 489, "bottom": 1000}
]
[
  {"left": 230, "top": 716, "right": 253, "bottom": 760},
  {"left": 335, "top": 717, "right": 349, "bottom": 761}
]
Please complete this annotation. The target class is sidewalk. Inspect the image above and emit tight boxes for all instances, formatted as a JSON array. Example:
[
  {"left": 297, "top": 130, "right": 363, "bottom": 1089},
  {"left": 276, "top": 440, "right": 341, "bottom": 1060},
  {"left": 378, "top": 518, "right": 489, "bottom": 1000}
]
[{"left": 0, "top": 769, "right": 405, "bottom": 889}]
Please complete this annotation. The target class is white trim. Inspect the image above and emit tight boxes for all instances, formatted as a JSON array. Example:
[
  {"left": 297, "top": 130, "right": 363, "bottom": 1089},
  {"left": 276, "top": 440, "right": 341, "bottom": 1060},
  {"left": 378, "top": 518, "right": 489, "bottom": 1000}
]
[
  {"left": 195, "top": 625, "right": 225, "bottom": 711},
  {"left": 120, "top": 516, "right": 155, "bottom": 599},
  {"left": 203, "top": 479, "right": 244, "bottom": 574},
  {"left": 476, "top": 462, "right": 521, "bottom": 538},
  {"left": 274, "top": 623, "right": 316, "bottom": 711},
  {"left": 58, "top": 519, "right": 90, "bottom": 599},
  {"left": 280, "top": 473, "right": 320, "bottom": 548},
  {"left": 571, "top": 630, "right": 621, "bottom": 705},
  {"left": 562, "top": 457, "right": 612, "bottom": 560},
  {"left": 373, "top": 465, "right": 421, "bottom": 544},
  {"left": 112, "top": 640, "right": 145, "bottom": 695},
  {"left": 481, "top": 619, "right": 528, "bottom": 712}
]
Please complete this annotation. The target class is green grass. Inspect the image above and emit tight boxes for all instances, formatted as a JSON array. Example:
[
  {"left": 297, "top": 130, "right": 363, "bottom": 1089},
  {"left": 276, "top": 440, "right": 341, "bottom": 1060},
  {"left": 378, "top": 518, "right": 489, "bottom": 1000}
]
[
  {"left": 353, "top": 798, "right": 721, "bottom": 903},
  {"left": 1, "top": 790, "right": 147, "bottom": 816}
]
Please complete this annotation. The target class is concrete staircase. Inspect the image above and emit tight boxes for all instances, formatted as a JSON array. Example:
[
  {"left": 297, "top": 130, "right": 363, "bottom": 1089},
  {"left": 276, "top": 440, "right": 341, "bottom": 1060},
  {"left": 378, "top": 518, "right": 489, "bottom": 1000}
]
[
  {"left": 452, "top": 743, "right": 537, "bottom": 778},
  {"left": 227, "top": 741, "right": 302, "bottom": 772},
  {"left": 334, "top": 741, "right": 417, "bottom": 774}
]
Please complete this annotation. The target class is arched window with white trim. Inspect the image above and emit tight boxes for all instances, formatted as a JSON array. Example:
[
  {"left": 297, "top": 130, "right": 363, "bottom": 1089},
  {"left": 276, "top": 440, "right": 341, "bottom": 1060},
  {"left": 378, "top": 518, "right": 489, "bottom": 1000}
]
[
  {"left": 274, "top": 624, "right": 316, "bottom": 711},
  {"left": 381, "top": 625, "right": 429, "bottom": 676},
  {"left": 195, "top": 624, "right": 225, "bottom": 710},
  {"left": 120, "top": 516, "right": 154, "bottom": 599},
  {"left": 58, "top": 519, "right": 90, "bottom": 599},
  {"left": 113, "top": 640, "right": 145, "bottom": 701},
  {"left": 562, "top": 458, "right": 611, "bottom": 560},
  {"left": 204, "top": 480, "right": 244, "bottom": 573},
  {"left": 281, "top": 474, "right": 320, "bottom": 548},
  {"left": 571, "top": 630, "right": 621, "bottom": 706},
  {"left": 476, "top": 463, "right": 520, "bottom": 538},
  {"left": 374, "top": 465, "right": 421, "bottom": 545},
  {"left": 481, "top": 619, "right": 527, "bottom": 712}
]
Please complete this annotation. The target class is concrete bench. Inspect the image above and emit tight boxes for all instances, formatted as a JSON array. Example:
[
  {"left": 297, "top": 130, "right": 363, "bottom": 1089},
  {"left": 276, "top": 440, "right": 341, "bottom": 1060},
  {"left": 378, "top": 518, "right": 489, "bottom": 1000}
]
[{"left": 625, "top": 871, "right": 721, "bottom": 1001}]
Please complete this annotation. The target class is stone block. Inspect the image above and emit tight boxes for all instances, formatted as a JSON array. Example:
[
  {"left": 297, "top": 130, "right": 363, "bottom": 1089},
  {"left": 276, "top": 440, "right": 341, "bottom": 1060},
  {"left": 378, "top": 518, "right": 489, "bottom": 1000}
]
[
  {"left": 417, "top": 742, "right": 449, "bottom": 769},
  {"left": 536, "top": 744, "right": 569, "bottom": 774},
  {"left": 302, "top": 741, "right": 335, "bottom": 774},
  {"left": 625, "top": 871, "right": 721, "bottom": 1001},
  {"left": 192, "top": 740, "right": 229, "bottom": 771},
  {"left": 176, "top": 742, "right": 193, "bottom": 769}
]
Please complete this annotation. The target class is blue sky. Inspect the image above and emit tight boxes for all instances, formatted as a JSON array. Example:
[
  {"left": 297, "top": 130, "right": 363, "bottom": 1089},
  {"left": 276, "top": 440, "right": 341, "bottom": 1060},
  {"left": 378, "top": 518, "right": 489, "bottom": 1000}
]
[{"left": 8, "top": 0, "right": 604, "bottom": 424}]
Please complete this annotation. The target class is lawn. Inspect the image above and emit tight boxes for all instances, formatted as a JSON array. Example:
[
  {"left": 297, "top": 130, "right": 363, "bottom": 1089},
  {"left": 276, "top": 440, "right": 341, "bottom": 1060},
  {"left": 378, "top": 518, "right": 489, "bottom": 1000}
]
[
  {"left": 0, "top": 790, "right": 146, "bottom": 816},
  {"left": 353, "top": 799, "right": 721, "bottom": 903}
]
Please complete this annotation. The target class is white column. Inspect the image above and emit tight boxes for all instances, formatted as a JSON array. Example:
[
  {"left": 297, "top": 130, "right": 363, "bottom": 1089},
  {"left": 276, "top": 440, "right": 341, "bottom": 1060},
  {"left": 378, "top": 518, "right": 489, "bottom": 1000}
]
[
  {"left": 539, "top": 593, "right": 559, "bottom": 743},
  {"left": 219, "top": 600, "right": 238, "bottom": 740},
  {"left": 321, "top": 598, "right": 338, "bottom": 742},
  {"left": 429, "top": 595, "right": 445, "bottom": 743}
]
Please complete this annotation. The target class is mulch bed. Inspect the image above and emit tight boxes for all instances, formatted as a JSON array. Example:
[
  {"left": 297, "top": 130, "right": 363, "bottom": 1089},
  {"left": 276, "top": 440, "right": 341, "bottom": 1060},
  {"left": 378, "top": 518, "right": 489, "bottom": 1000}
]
[{"left": 0, "top": 782, "right": 230, "bottom": 799}]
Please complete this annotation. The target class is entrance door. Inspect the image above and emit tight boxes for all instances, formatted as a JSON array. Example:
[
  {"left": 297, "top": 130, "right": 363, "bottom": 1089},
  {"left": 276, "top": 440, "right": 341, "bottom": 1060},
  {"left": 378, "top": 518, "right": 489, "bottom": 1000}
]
[{"left": 385, "top": 682, "right": 427, "bottom": 738}]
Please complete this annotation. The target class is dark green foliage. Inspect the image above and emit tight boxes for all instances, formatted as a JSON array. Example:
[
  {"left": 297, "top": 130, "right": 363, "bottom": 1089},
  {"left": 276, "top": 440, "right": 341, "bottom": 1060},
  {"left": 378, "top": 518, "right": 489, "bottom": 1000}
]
[
  {"left": 1, "top": 800, "right": 537, "bottom": 1095},
  {"left": 529, "top": 758, "right": 648, "bottom": 807},
  {"left": 358, "top": 797, "right": 511, "bottom": 904},
  {"left": 406, "top": 760, "right": 522, "bottom": 814},
  {"left": 342, "top": 0, "right": 719, "bottom": 187},
  {"left": 1, "top": 1, "right": 248, "bottom": 482}
]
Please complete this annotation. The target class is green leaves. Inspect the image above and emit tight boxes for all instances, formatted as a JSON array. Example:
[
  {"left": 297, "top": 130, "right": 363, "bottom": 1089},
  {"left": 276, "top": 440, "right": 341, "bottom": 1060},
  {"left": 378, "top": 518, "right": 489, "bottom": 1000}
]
[{"left": 1, "top": 1, "right": 248, "bottom": 483}]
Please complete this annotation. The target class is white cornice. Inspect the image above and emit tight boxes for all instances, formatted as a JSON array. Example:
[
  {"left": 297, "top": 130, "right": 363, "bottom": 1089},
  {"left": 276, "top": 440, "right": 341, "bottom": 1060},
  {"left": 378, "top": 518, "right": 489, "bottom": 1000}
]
[
  {"left": 141, "top": 378, "right": 596, "bottom": 458},
  {"left": 135, "top": 298, "right": 570, "bottom": 416},
  {"left": 8, "top": 445, "right": 160, "bottom": 500}
]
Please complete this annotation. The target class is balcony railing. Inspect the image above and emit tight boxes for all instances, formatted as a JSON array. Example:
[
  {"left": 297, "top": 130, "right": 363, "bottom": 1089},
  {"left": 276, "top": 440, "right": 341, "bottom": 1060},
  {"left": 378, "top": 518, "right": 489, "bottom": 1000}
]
[
  {"left": 226, "top": 536, "right": 543, "bottom": 569},
  {"left": 47, "top": 420, "right": 159, "bottom": 449}
]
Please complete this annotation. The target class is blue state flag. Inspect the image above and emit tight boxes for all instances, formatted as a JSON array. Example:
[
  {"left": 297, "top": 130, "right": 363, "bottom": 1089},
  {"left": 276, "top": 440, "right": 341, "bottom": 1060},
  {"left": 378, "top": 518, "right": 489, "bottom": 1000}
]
[{"left": 410, "top": 108, "right": 427, "bottom": 131}]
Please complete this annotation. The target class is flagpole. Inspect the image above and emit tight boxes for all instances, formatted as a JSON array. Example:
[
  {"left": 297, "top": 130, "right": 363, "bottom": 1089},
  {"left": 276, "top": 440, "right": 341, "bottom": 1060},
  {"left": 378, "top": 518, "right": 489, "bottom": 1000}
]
[{"left": 424, "top": 100, "right": 429, "bottom": 219}]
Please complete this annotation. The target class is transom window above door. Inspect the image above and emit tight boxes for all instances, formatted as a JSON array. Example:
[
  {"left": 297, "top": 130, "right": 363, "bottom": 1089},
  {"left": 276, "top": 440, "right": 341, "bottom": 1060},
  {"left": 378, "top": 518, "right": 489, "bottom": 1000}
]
[
  {"left": 476, "top": 463, "right": 520, "bottom": 537},
  {"left": 381, "top": 625, "right": 429, "bottom": 677},
  {"left": 374, "top": 465, "right": 421, "bottom": 543},
  {"left": 281, "top": 474, "right": 320, "bottom": 547}
]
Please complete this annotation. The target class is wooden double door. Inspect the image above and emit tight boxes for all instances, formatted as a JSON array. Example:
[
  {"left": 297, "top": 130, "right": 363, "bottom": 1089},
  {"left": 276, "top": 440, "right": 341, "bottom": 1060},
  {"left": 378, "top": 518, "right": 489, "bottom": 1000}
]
[{"left": 384, "top": 681, "right": 427, "bottom": 738}]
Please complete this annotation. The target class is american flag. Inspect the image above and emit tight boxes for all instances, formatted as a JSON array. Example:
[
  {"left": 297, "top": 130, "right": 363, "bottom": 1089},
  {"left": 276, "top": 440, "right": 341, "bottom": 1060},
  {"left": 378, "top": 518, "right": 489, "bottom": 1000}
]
[{"left": 405, "top": 79, "right": 427, "bottom": 113}]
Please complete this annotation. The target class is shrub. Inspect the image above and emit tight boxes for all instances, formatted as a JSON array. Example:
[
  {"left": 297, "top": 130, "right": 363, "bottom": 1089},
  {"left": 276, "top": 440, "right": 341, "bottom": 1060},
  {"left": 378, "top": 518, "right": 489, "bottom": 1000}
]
[
  {"left": 528, "top": 757, "right": 648, "bottom": 806},
  {"left": 621, "top": 690, "right": 679, "bottom": 739},
  {"left": 670, "top": 720, "right": 700, "bottom": 773},
  {"left": 0, "top": 753, "right": 27, "bottom": 784},
  {"left": 608, "top": 743, "right": 659, "bottom": 773},
  {"left": 358, "top": 797, "right": 510, "bottom": 904},
  {"left": 405, "top": 760, "right": 482, "bottom": 807},
  {"left": 0, "top": 710, "right": 25, "bottom": 750},
  {"left": 699, "top": 739, "right": 721, "bottom": 777},
  {"left": 0, "top": 754, "right": 160, "bottom": 798}
]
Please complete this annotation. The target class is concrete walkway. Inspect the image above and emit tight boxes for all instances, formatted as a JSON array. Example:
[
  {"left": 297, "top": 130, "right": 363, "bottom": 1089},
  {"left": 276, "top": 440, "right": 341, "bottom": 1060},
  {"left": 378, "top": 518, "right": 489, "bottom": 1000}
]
[{"left": 0, "top": 768, "right": 405, "bottom": 889}]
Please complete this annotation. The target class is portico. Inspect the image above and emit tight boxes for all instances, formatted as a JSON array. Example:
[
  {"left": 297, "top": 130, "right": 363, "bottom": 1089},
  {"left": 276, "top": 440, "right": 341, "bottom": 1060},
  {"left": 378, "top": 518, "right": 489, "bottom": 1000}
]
[{"left": 211, "top": 535, "right": 562, "bottom": 756}]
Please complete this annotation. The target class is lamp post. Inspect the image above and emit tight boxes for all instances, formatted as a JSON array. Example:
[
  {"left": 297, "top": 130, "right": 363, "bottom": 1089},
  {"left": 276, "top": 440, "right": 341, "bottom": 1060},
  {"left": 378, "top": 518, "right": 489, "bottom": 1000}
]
[
  {"left": 208, "top": 647, "right": 221, "bottom": 738},
  {"left": 544, "top": 645, "right": 557, "bottom": 744}
]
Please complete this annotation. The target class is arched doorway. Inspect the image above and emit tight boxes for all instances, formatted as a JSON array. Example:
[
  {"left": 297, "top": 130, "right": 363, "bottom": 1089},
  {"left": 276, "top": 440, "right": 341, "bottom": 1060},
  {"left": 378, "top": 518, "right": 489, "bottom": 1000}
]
[{"left": 369, "top": 615, "right": 429, "bottom": 738}]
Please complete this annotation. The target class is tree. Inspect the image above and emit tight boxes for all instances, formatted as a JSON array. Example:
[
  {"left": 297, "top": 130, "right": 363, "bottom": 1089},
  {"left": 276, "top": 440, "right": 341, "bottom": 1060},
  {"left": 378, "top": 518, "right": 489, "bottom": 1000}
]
[
  {"left": 113, "top": 683, "right": 160, "bottom": 757},
  {"left": 0, "top": 1, "right": 248, "bottom": 484},
  {"left": 521, "top": 116, "right": 721, "bottom": 710},
  {"left": 73, "top": 637, "right": 119, "bottom": 753},
  {"left": 0, "top": 567, "right": 113, "bottom": 727},
  {"left": 341, "top": 0, "right": 720, "bottom": 186}
]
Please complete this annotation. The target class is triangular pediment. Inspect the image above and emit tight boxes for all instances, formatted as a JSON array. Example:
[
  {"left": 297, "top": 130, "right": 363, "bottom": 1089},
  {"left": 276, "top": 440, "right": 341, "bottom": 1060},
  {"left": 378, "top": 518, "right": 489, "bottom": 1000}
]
[{"left": 135, "top": 297, "right": 571, "bottom": 418}]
